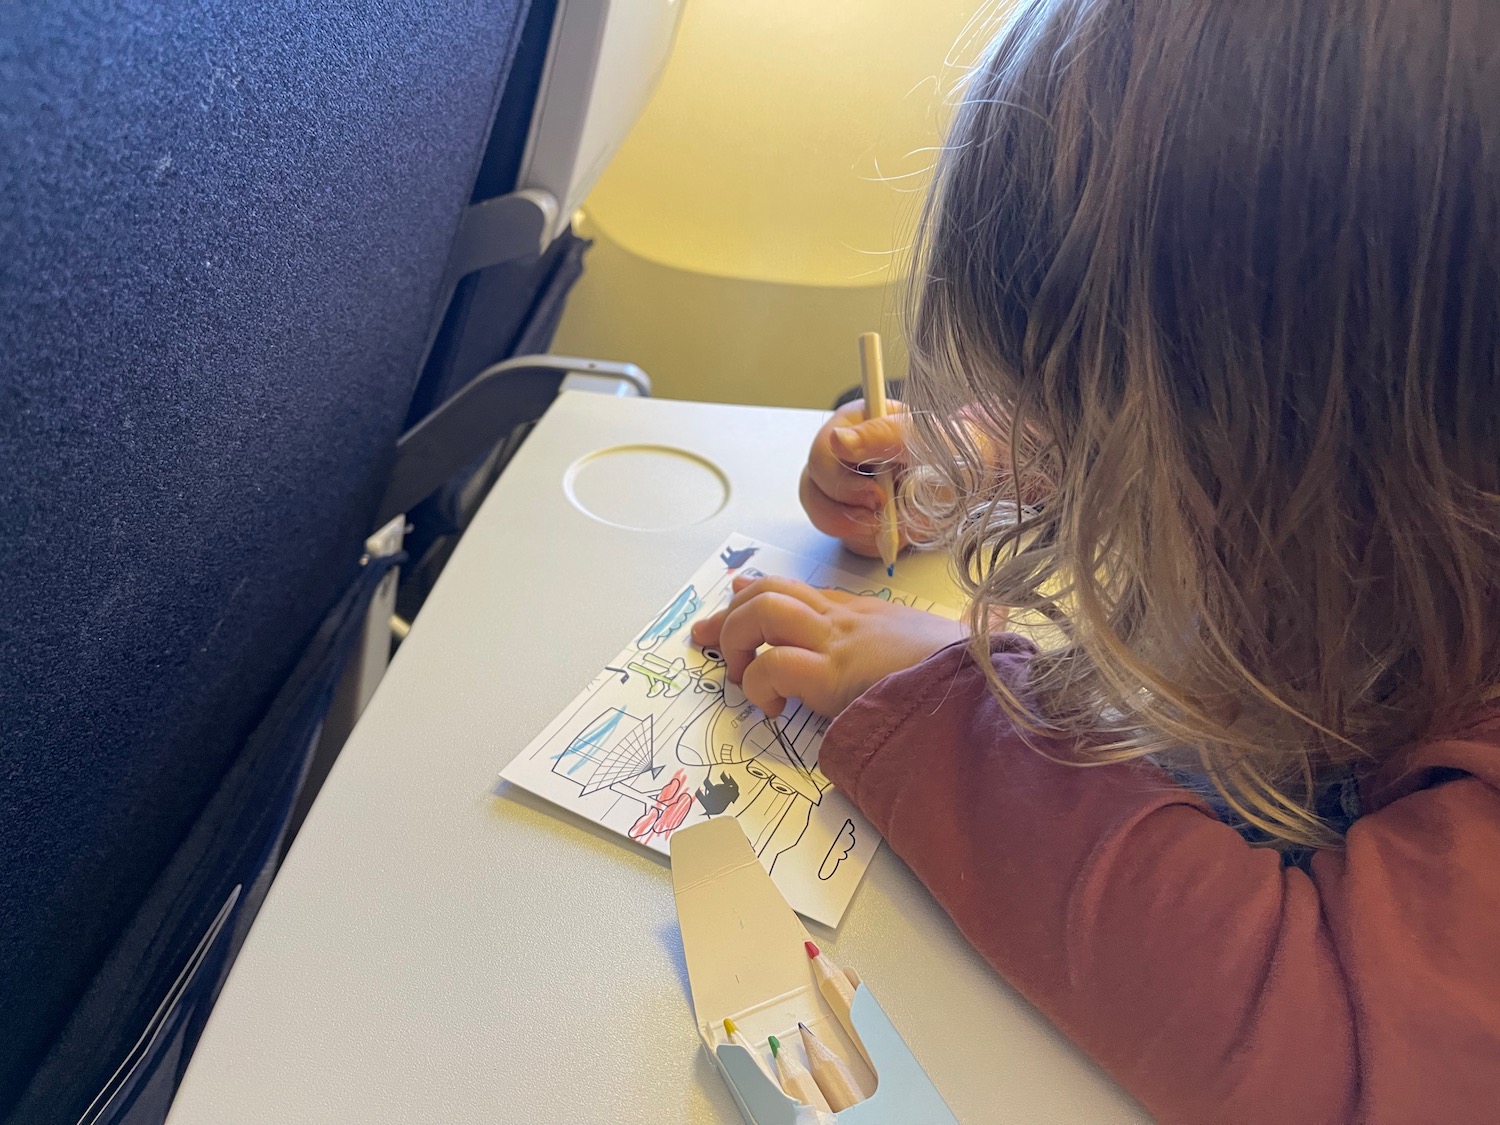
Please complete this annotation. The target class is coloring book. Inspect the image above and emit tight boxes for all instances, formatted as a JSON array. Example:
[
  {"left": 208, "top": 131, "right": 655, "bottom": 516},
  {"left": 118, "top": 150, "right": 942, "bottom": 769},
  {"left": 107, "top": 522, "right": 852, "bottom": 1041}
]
[{"left": 499, "top": 535, "right": 951, "bottom": 927}]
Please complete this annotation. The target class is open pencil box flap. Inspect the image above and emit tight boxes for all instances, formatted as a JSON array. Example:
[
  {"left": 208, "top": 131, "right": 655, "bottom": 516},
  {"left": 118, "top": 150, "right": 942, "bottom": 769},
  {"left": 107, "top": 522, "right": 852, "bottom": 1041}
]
[{"left": 669, "top": 818, "right": 957, "bottom": 1124}]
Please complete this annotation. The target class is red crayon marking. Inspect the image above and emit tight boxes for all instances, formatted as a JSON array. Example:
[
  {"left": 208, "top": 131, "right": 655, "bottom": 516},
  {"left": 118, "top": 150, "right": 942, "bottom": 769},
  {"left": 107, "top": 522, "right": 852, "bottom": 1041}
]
[{"left": 629, "top": 769, "right": 695, "bottom": 844}]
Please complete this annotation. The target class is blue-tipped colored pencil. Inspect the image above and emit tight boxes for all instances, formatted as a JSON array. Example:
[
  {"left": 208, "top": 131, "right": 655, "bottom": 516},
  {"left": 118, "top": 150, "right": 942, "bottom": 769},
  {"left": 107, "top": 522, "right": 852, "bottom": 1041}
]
[{"left": 858, "top": 332, "right": 901, "bottom": 577}]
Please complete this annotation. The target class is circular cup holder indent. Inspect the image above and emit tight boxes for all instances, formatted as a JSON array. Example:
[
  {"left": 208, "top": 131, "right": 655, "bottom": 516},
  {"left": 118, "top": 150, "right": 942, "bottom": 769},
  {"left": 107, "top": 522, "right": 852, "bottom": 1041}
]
[{"left": 564, "top": 445, "right": 730, "bottom": 530}]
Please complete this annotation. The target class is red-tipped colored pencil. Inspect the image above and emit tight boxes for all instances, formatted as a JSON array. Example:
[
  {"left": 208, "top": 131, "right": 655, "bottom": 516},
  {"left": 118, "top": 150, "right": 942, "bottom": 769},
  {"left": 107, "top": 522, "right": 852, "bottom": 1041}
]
[{"left": 804, "top": 941, "right": 875, "bottom": 1080}]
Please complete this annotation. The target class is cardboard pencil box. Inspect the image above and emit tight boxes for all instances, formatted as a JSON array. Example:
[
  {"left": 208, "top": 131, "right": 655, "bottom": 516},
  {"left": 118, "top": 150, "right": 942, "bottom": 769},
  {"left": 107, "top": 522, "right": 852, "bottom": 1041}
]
[{"left": 670, "top": 818, "right": 958, "bottom": 1124}]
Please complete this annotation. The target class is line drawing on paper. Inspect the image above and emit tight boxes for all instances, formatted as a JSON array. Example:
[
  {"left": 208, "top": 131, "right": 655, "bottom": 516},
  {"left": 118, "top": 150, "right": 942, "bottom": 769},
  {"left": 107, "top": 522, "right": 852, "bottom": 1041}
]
[
  {"left": 694, "top": 771, "right": 740, "bottom": 815},
  {"left": 819, "top": 819, "right": 858, "bottom": 881},
  {"left": 500, "top": 536, "right": 947, "bottom": 926},
  {"left": 671, "top": 695, "right": 830, "bottom": 873},
  {"left": 637, "top": 585, "right": 701, "bottom": 652},
  {"left": 628, "top": 769, "right": 695, "bottom": 844},
  {"left": 622, "top": 652, "right": 723, "bottom": 699},
  {"left": 720, "top": 545, "right": 759, "bottom": 570},
  {"left": 551, "top": 709, "right": 661, "bottom": 796}
]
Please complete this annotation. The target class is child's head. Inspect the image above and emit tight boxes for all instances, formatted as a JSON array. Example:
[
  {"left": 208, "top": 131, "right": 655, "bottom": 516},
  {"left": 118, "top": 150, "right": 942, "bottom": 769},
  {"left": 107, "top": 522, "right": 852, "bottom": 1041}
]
[{"left": 905, "top": 0, "right": 1500, "bottom": 847}]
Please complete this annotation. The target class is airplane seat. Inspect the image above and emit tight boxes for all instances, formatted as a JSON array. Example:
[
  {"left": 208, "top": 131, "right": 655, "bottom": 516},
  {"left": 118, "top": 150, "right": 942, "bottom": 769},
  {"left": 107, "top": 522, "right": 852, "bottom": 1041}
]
[
  {"left": 0, "top": 2, "right": 673, "bottom": 1121},
  {"left": 395, "top": 0, "right": 681, "bottom": 620}
]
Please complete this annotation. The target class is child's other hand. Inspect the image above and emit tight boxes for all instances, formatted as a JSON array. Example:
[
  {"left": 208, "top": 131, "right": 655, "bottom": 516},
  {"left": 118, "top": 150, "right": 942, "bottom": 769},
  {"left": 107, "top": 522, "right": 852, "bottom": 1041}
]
[
  {"left": 690, "top": 574, "right": 967, "bottom": 718},
  {"left": 800, "top": 399, "right": 912, "bottom": 557}
]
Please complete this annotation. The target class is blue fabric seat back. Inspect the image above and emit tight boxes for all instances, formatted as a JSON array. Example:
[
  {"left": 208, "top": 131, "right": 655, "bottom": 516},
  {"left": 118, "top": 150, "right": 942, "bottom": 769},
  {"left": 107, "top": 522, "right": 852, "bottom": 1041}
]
[{"left": 0, "top": 0, "right": 534, "bottom": 1117}]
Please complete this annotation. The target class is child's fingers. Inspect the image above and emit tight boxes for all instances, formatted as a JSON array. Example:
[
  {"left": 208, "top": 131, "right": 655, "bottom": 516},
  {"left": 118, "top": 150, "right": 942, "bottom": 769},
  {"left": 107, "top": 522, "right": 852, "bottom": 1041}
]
[
  {"left": 798, "top": 469, "right": 885, "bottom": 553},
  {"left": 725, "top": 574, "right": 831, "bottom": 610},
  {"left": 829, "top": 410, "right": 908, "bottom": 471},
  {"left": 690, "top": 611, "right": 728, "bottom": 647},
  {"left": 739, "top": 645, "right": 827, "bottom": 719},
  {"left": 806, "top": 400, "right": 904, "bottom": 503},
  {"left": 716, "top": 592, "right": 831, "bottom": 683},
  {"left": 792, "top": 476, "right": 910, "bottom": 559},
  {"left": 696, "top": 578, "right": 831, "bottom": 651},
  {"left": 807, "top": 441, "right": 885, "bottom": 508}
]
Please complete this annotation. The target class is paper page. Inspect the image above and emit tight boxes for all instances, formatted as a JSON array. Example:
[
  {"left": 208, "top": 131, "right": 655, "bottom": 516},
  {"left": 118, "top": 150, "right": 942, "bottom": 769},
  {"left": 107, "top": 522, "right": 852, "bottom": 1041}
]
[{"left": 498, "top": 535, "right": 952, "bottom": 927}]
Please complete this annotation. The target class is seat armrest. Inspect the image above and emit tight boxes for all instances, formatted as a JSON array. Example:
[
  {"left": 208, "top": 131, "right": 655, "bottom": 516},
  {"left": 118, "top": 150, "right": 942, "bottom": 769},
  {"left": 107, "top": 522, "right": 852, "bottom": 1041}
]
[{"left": 375, "top": 354, "right": 650, "bottom": 529}]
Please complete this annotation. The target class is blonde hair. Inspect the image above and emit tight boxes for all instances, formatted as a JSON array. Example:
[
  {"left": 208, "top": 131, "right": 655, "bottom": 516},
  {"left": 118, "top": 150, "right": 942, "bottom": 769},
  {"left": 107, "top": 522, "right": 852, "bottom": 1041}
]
[{"left": 904, "top": 0, "right": 1500, "bottom": 849}]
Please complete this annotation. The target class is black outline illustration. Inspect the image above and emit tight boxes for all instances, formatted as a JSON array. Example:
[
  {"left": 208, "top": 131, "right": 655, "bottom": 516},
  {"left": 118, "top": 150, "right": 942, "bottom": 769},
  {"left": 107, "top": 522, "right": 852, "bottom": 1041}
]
[
  {"left": 818, "top": 819, "right": 858, "bottom": 881},
  {"left": 504, "top": 540, "right": 944, "bottom": 922},
  {"left": 551, "top": 709, "right": 660, "bottom": 796}
]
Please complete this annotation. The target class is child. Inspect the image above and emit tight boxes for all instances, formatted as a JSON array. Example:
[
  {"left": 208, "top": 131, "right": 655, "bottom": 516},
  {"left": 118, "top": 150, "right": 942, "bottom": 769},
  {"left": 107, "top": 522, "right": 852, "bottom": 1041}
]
[{"left": 692, "top": 1, "right": 1500, "bottom": 1121}]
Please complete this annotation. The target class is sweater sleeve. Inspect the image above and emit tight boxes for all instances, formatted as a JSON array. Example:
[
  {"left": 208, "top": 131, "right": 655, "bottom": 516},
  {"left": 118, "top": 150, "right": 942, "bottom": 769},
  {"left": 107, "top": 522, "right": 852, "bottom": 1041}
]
[{"left": 818, "top": 639, "right": 1500, "bottom": 1125}]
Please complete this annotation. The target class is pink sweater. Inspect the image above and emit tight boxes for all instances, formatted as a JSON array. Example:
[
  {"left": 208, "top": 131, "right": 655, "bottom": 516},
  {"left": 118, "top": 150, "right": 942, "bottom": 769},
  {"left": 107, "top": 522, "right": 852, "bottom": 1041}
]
[{"left": 818, "top": 637, "right": 1500, "bottom": 1125}]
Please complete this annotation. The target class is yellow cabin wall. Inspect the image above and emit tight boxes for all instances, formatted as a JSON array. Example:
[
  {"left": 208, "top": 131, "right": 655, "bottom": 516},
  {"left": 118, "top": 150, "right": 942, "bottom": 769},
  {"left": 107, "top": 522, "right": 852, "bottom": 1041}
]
[{"left": 552, "top": 0, "right": 1013, "bottom": 409}]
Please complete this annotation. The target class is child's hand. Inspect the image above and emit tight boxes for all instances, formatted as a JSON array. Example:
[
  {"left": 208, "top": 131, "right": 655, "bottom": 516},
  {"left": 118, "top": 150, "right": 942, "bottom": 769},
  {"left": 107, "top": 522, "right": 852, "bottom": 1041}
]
[
  {"left": 800, "top": 399, "right": 912, "bottom": 557},
  {"left": 690, "top": 574, "right": 967, "bottom": 718}
]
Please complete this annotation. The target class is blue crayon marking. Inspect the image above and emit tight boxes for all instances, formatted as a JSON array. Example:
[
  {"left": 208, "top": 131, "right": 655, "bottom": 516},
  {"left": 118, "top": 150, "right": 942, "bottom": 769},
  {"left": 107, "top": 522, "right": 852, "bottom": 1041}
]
[
  {"left": 637, "top": 585, "right": 701, "bottom": 648},
  {"left": 553, "top": 709, "right": 624, "bottom": 774}
]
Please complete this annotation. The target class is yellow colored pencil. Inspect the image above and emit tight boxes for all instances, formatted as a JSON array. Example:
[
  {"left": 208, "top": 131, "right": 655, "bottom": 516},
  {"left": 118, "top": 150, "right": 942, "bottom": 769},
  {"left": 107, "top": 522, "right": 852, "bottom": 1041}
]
[
  {"left": 858, "top": 331, "right": 902, "bottom": 577},
  {"left": 768, "top": 1034, "right": 833, "bottom": 1111},
  {"left": 723, "top": 1017, "right": 777, "bottom": 1087},
  {"left": 798, "top": 1021, "right": 865, "bottom": 1111}
]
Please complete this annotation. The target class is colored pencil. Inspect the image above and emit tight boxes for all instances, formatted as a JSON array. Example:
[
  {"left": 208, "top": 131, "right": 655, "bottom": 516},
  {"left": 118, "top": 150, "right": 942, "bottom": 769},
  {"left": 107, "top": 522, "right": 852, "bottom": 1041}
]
[
  {"left": 768, "top": 1034, "right": 833, "bottom": 1111},
  {"left": 723, "top": 1017, "right": 777, "bottom": 1087},
  {"left": 857, "top": 331, "right": 901, "bottom": 577},
  {"left": 805, "top": 940, "right": 873, "bottom": 1074},
  {"left": 798, "top": 1021, "right": 864, "bottom": 1111}
]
